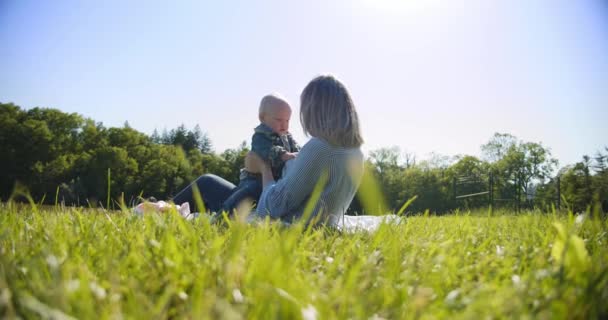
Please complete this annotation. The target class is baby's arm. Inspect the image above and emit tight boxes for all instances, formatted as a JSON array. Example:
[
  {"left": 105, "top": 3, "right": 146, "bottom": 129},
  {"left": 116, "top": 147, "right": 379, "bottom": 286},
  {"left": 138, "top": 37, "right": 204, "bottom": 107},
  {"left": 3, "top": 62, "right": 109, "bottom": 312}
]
[
  {"left": 252, "top": 132, "right": 297, "bottom": 168},
  {"left": 279, "top": 133, "right": 300, "bottom": 161},
  {"left": 281, "top": 152, "right": 297, "bottom": 161},
  {"left": 252, "top": 132, "right": 288, "bottom": 166},
  {"left": 250, "top": 132, "right": 274, "bottom": 173},
  {"left": 269, "top": 145, "right": 289, "bottom": 168},
  {"left": 288, "top": 134, "right": 301, "bottom": 152}
]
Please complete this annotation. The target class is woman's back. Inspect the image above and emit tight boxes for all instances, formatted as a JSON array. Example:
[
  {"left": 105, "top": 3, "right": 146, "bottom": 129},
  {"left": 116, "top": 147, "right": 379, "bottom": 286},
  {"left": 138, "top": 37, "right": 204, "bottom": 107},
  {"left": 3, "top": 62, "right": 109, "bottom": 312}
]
[{"left": 256, "top": 137, "right": 363, "bottom": 225}]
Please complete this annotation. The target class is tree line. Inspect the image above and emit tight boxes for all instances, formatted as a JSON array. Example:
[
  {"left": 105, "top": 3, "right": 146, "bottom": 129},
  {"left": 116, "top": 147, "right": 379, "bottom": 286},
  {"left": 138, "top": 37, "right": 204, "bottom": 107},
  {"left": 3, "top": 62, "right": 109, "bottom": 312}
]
[
  {"left": 362, "top": 135, "right": 607, "bottom": 214},
  {"left": 1, "top": 102, "right": 606, "bottom": 214},
  {"left": 0, "top": 103, "right": 248, "bottom": 207}
]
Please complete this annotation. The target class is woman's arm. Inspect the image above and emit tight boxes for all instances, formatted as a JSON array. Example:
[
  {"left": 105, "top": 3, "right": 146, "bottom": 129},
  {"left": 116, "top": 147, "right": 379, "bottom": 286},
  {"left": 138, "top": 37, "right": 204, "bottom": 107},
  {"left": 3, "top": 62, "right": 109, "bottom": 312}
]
[
  {"left": 245, "top": 152, "right": 275, "bottom": 188},
  {"left": 246, "top": 139, "right": 326, "bottom": 219}
]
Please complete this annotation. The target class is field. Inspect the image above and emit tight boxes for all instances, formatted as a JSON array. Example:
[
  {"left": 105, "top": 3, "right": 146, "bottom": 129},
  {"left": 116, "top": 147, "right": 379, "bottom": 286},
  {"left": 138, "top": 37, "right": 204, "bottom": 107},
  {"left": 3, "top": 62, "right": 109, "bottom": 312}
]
[{"left": 0, "top": 204, "right": 606, "bottom": 319}]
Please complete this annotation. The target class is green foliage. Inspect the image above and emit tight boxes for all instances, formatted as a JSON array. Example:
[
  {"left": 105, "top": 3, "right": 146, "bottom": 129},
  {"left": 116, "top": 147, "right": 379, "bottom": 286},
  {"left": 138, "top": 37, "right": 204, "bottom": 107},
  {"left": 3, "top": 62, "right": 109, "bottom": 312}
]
[
  {"left": 219, "top": 141, "right": 250, "bottom": 184},
  {"left": 363, "top": 148, "right": 453, "bottom": 214},
  {"left": 560, "top": 162, "right": 593, "bottom": 213},
  {"left": 0, "top": 206, "right": 606, "bottom": 318},
  {"left": 551, "top": 222, "right": 590, "bottom": 277},
  {"left": 2, "top": 102, "right": 607, "bottom": 214},
  {"left": 480, "top": 132, "right": 518, "bottom": 163},
  {"left": 482, "top": 133, "right": 558, "bottom": 205},
  {"left": 355, "top": 164, "right": 389, "bottom": 215},
  {"left": 358, "top": 136, "right": 607, "bottom": 214},
  {"left": 550, "top": 152, "right": 608, "bottom": 214},
  {"left": 447, "top": 156, "right": 490, "bottom": 209},
  {"left": 158, "top": 124, "right": 213, "bottom": 154},
  {"left": 0, "top": 103, "right": 246, "bottom": 206}
]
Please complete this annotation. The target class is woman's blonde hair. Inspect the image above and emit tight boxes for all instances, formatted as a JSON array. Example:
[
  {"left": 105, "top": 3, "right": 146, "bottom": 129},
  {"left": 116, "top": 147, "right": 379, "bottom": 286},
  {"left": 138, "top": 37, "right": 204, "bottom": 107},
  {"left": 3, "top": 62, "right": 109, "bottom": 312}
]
[{"left": 300, "top": 75, "right": 363, "bottom": 148}]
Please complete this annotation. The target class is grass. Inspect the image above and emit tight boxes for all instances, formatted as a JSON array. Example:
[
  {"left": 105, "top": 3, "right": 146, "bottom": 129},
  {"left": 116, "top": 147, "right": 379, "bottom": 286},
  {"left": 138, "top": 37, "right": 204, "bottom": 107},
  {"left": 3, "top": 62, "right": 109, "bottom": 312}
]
[{"left": 0, "top": 203, "right": 606, "bottom": 319}]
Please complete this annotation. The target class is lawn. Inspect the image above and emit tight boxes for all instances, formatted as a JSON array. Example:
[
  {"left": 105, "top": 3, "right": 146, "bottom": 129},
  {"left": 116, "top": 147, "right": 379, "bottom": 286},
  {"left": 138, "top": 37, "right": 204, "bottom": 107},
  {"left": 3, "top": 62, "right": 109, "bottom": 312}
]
[{"left": 0, "top": 203, "right": 606, "bottom": 319}]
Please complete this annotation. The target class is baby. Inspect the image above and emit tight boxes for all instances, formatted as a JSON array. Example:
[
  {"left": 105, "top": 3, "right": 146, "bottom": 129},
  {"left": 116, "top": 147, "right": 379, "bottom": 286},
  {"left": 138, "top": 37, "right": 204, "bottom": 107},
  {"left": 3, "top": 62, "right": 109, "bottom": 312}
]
[{"left": 220, "top": 94, "right": 300, "bottom": 214}]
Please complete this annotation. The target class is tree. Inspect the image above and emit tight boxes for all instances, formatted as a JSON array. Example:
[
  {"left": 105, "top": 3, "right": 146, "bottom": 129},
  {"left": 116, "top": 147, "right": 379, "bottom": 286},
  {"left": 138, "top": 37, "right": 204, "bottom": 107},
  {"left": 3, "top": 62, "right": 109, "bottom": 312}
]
[
  {"left": 0, "top": 103, "right": 30, "bottom": 197},
  {"left": 481, "top": 133, "right": 518, "bottom": 163},
  {"left": 363, "top": 148, "right": 454, "bottom": 214},
  {"left": 0, "top": 103, "right": 222, "bottom": 204},
  {"left": 167, "top": 124, "right": 189, "bottom": 149},
  {"left": 399, "top": 166, "right": 449, "bottom": 213},
  {"left": 157, "top": 124, "right": 213, "bottom": 153},
  {"left": 73, "top": 146, "right": 138, "bottom": 207},
  {"left": 593, "top": 147, "right": 608, "bottom": 174},
  {"left": 447, "top": 155, "right": 491, "bottom": 209},
  {"left": 199, "top": 131, "right": 213, "bottom": 154},
  {"left": 560, "top": 160, "right": 593, "bottom": 213},
  {"left": 366, "top": 147, "right": 402, "bottom": 213},
  {"left": 150, "top": 129, "right": 161, "bottom": 144},
  {"left": 423, "top": 152, "right": 454, "bottom": 170},
  {"left": 137, "top": 144, "right": 192, "bottom": 199},
  {"left": 403, "top": 151, "right": 416, "bottom": 169},
  {"left": 0, "top": 104, "right": 86, "bottom": 199},
  {"left": 369, "top": 147, "right": 401, "bottom": 178},
  {"left": 551, "top": 148, "right": 608, "bottom": 213},
  {"left": 220, "top": 141, "right": 249, "bottom": 184},
  {"left": 201, "top": 154, "right": 232, "bottom": 180},
  {"left": 79, "top": 119, "right": 108, "bottom": 152},
  {"left": 592, "top": 148, "right": 608, "bottom": 212},
  {"left": 482, "top": 133, "right": 558, "bottom": 208}
]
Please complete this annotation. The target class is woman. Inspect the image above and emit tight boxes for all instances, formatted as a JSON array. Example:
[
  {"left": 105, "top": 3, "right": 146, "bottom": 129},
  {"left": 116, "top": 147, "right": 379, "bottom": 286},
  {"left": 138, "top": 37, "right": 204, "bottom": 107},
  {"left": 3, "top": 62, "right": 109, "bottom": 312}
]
[{"left": 172, "top": 75, "right": 364, "bottom": 226}]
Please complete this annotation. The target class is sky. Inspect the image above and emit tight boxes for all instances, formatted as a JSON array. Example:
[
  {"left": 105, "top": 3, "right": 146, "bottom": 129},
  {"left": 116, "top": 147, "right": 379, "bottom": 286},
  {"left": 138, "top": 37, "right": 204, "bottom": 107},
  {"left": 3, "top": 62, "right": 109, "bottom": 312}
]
[{"left": 1, "top": 0, "right": 607, "bottom": 168}]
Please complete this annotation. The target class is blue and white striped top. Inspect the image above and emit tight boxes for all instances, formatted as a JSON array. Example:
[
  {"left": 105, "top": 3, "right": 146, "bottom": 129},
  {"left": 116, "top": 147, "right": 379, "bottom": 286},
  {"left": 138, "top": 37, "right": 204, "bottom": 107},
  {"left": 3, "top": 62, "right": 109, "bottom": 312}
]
[{"left": 255, "top": 137, "right": 364, "bottom": 226}]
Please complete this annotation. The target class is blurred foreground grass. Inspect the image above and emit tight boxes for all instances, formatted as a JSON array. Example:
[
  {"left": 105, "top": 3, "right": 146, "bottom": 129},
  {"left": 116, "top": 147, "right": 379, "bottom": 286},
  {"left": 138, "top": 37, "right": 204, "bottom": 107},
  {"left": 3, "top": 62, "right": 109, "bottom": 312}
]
[{"left": 0, "top": 204, "right": 606, "bottom": 319}]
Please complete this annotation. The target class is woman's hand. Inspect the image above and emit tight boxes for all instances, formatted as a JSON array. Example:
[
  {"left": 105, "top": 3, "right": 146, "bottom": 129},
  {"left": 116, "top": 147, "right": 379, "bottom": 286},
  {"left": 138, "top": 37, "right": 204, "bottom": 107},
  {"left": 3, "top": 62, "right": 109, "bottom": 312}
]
[
  {"left": 281, "top": 152, "right": 298, "bottom": 161},
  {"left": 245, "top": 151, "right": 275, "bottom": 187},
  {"left": 245, "top": 151, "right": 268, "bottom": 174}
]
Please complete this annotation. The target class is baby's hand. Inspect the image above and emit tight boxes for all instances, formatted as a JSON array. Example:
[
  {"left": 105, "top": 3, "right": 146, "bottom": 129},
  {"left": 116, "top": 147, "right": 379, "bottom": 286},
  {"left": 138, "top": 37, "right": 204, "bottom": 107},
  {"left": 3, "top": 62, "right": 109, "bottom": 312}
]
[{"left": 281, "top": 152, "right": 298, "bottom": 161}]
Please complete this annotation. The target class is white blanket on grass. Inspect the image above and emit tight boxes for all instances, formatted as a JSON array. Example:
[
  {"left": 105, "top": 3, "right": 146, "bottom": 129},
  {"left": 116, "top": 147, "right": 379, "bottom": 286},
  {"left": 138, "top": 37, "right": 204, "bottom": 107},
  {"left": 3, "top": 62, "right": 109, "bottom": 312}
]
[
  {"left": 336, "top": 214, "right": 402, "bottom": 232},
  {"left": 134, "top": 201, "right": 401, "bottom": 233}
]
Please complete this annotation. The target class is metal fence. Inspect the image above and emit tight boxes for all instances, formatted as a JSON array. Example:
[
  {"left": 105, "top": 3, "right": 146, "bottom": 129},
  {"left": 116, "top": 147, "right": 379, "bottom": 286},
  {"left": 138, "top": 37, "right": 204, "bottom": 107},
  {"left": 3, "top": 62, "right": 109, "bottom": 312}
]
[{"left": 453, "top": 172, "right": 561, "bottom": 211}]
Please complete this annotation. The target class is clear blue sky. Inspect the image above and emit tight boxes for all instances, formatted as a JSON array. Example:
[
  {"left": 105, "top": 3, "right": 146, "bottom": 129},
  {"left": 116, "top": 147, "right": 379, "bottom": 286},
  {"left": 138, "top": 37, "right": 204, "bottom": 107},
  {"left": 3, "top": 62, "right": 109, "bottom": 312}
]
[{"left": 1, "top": 0, "right": 607, "bottom": 168}]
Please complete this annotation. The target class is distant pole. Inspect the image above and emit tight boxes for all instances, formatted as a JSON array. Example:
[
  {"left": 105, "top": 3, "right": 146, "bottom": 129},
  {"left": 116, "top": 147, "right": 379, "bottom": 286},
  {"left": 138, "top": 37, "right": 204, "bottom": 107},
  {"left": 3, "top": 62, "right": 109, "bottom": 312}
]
[
  {"left": 489, "top": 172, "right": 494, "bottom": 208},
  {"left": 452, "top": 177, "right": 456, "bottom": 201},
  {"left": 556, "top": 176, "right": 561, "bottom": 210},
  {"left": 516, "top": 172, "right": 521, "bottom": 213}
]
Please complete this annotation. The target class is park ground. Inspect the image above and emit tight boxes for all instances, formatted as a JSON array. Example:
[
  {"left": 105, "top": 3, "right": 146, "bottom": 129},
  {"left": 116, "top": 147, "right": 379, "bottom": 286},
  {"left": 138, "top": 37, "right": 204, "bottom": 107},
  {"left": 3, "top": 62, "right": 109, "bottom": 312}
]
[{"left": 0, "top": 204, "right": 606, "bottom": 319}]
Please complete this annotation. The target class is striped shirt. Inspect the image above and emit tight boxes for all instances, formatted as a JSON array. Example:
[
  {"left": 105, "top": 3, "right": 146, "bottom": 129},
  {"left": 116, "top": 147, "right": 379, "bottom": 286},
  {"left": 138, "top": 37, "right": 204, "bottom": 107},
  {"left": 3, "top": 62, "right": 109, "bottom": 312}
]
[{"left": 255, "top": 137, "right": 364, "bottom": 226}]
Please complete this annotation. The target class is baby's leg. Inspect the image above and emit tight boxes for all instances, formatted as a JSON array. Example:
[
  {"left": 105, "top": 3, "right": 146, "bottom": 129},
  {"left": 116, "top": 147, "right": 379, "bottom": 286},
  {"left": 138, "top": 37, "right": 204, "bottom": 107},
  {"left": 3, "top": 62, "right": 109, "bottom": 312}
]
[{"left": 221, "top": 178, "right": 262, "bottom": 216}]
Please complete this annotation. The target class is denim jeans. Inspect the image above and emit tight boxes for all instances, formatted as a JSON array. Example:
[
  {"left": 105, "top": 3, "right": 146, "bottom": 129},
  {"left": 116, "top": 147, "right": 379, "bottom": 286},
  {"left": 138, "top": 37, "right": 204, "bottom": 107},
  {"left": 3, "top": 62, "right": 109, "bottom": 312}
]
[
  {"left": 171, "top": 173, "right": 262, "bottom": 214},
  {"left": 172, "top": 174, "right": 236, "bottom": 213},
  {"left": 221, "top": 176, "right": 263, "bottom": 214}
]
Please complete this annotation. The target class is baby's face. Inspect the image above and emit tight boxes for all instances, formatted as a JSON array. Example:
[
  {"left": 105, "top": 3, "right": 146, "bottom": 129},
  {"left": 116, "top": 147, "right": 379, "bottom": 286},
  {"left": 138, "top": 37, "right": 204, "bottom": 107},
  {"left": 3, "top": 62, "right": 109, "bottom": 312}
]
[{"left": 263, "top": 103, "right": 291, "bottom": 135}]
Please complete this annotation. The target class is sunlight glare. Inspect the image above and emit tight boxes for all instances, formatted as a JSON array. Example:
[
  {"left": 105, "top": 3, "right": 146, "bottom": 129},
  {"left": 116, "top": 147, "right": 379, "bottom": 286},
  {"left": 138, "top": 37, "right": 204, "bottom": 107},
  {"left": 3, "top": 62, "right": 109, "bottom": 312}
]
[{"left": 359, "top": 0, "right": 442, "bottom": 17}]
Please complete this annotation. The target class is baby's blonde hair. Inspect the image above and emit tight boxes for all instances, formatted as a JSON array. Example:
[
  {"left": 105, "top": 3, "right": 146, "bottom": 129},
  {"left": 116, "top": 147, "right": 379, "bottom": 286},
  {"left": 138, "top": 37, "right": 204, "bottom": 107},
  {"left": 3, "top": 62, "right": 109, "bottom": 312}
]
[
  {"left": 300, "top": 75, "right": 363, "bottom": 148},
  {"left": 259, "top": 94, "right": 290, "bottom": 122}
]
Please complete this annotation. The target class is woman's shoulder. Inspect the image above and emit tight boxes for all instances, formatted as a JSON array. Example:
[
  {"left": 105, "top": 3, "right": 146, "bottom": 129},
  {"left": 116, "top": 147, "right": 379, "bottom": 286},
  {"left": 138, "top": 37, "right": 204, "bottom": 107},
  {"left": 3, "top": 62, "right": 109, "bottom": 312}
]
[
  {"left": 303, "top": 137, "right": 362, "bottom": 157},
  {"left": 304, "top": 137, "right": 327, "bottom": 148}
]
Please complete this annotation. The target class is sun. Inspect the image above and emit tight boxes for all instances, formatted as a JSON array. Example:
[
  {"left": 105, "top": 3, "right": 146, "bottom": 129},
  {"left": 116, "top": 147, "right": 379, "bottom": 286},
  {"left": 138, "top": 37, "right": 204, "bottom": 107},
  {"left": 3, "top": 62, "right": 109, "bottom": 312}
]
[{"left": 359, "top": 0, "right": 441, "bottom": 16}]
